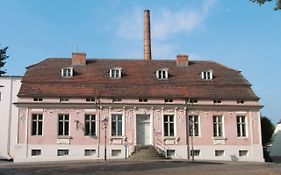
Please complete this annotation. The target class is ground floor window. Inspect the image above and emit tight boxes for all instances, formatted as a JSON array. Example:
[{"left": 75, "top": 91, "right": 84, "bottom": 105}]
[
  {"left": 58, "top": 114, "right": 69, "bottom": 136},
  {"left": 215, "top": 150, "right": 224, "bottom": 157},
  {"left": 31, "top": 149, "right": 41, "bottom": 156},
  {"left": 213, "top": 116, "right": 224, "bottom": 137},
  {"left": 57, "top": 149, "right": 69, "bottom": 156},
  {"left": 166, "top": 150, "right": 175, "bottom": 158},
  {"left": 85, "top": 149, "right": 96, "bottom": 156},
  {"left": 239, "top": 150, "right": 248, "bottom": 157},
  {"left": 31, "top": 114, "right": 43, "bottom": 136},
  {"left": 190, "top": 150, "right": 200, "bottom": 157},
  {"left": 111, "top": 149, "right": 121, "bottom": 157},
  {"left": 85, "top": 114, "right": 96, "bottom": 136},
  {"left": 111, "top": 114, "right": 123, "bottom": 136},
  {"left": 189, "top": 115, "right": 199, "bottom": 136},
  {"left": 237, "top": 116, "right": 247, "bottom": 137}
]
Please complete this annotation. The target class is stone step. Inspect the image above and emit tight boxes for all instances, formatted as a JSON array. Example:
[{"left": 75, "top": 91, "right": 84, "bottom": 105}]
[{"left": 129, "top": 145, "right": 168, "bottom": 160}]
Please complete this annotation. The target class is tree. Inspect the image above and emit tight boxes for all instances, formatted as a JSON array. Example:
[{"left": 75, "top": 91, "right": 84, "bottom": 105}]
[
  {"left": 250, "top": 0, "right": 281, "bottom": 10},
  {"left": 0, "top": 46, "right": 8, "bottom": 76},
  {"left": 261, "top": 116, "right": 275, "bottom": 146}
]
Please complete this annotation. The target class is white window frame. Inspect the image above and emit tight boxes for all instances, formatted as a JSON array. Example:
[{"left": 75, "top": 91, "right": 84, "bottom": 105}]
[
  {"left": 85, "top": 114, "right": 96, "bottom": 136},
  {"left": 61, "top": 67, "right": 73, "bottom": 78},
  {"left": 213, "top": 115, "right": 224, "bottom": 137},
  {"left": 239, "top": 150, "right": 248, "bottom": 157},
  {"left": 201, "top": 70, "right": 213, "bottom": 80},
  {"left": 31, "top": 114, "right": 43, "bottom": 136},
  {"left": 110, "top": 67, "right": 122, "bottom": 79},
  {"left": 58, "top": 114, "right": 70, "bottom": 136},
  {"left": 237, "top": 116, "right": 247, "bottom": 137},
  {"left": 163, "top": 114, "right": 175, "bottom": 137},
  {"left": 215, "top": 150, "right": 224, "bottom": 157},
  {"left": 31, "top": 149, "right": 41, "bottom": 156},
  {"left": 156, "top": 69, "right": 169, "bottom": 80},
  {"left": 57, "top": 149, "right": 69, "bottom": 156},
  {"left": 111, "top": 114, "right": 124, "bottom": 136},
  {"left": 189, "top": 115, "right": 200, "bottom": 137}
]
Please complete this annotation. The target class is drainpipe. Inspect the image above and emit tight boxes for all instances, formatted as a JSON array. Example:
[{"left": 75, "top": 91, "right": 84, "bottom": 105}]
[
  {"left": 186, "top": 98, "right": 193, "bottom": 160},
  {"left": 6, "top": 78, "right": 14, "bottom": 159},
  {"left": 95, "top": 96, "right": 101, "bottom": 158}
]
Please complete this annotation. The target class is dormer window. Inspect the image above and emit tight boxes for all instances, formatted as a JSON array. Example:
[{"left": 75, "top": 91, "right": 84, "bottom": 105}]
[
  {"left": 110, "top": 67, "right": 122, "bottom": 79},
  {"left": 61, "top": 67, "right": 73, "bottom": 78},
  {"left": 156, "top": 69, "right": 168, "bottom": 80},
  {"left": 201, "top": 70, "right": 213, "bottom": 80}
]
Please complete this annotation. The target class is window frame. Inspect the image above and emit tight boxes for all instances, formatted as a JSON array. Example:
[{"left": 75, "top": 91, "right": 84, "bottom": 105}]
[
  {"left": 58, "top": 114, "right": 70, "bottom": 136},
  {"left": 201, "top": 70, "right": 213, "bottom": 80},
  {"left": 163, "top": 114, "right": 175, "bottom": 137},
  {"left": 61, "top": 67, "right": 73, "bottom": 78},
  {"left": 31, "top": 114, "right": 43, "bottom": 136},
  {"left": 156, "top": 69, "right": 169, "bottom": 80},
  {"left": 237, "top": 116, "right": 247, "bottom": 137},
  {"left": 213, "top": 115, "right": 224, "bottom": 137},
  {"left": 109, "top": 67, "right": 122, "bottom": 79},
  {"left": 189, "top": 115, "right": 200, "bottom": 137},
  {"left": 111, "top": 114, "right": 123, "bottom": 137},
  {"left": 85, "top": 114, "right": 96, "bottom": 136},
  {"left": 57, "top": 149, "right": 69, "bottom": 156}
]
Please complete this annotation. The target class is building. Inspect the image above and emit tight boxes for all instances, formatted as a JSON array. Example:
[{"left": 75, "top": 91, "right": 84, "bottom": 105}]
[
  {"left": 0, "top": 76, "right": 22, "bottom": 159},
  {"left": 270, "top": 121, "right": 281, "bottom": 162},
  {"left": 13, "top": 10, "right": 264, "bottom": 162}
]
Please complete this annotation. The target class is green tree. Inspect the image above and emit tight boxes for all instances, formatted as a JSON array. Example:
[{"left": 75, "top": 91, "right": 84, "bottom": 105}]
[
  {"left": 0, "top": 46, "right": 8, "bottom": 76},
  {"left": 250, "top": 0, "right": 281, "bottom": 10},
  {"left": 261, "top": 116, "right": 275, "bottom": 146}
]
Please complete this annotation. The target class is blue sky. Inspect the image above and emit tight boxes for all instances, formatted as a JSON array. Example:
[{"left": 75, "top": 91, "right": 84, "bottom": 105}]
[{"left": 1, "top": 0, "right": 280, "bottom": 123}]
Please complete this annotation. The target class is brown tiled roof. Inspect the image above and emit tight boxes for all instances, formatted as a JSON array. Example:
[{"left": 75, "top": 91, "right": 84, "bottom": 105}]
[{"left": 18, "top": 58, "right": 259, "bottom": 100}]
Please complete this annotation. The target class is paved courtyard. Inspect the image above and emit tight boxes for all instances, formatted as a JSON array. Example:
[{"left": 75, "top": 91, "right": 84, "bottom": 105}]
[{"left": 0, "top": 160, "right": 280, "bottom": 175}]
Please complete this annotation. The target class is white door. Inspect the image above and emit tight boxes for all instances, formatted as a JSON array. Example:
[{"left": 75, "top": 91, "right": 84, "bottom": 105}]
[{"left": 136, "top": 115, "right": 151, "bottom": 145}]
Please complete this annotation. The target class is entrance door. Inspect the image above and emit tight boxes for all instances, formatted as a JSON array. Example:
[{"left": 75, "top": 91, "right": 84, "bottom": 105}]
[{"left": 136, "top": 115, "right": 151, "bottom": 145}]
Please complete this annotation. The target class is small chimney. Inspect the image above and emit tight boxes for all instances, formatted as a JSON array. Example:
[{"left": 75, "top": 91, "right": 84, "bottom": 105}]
[
  {"left": 176, "top": 54, "right": 189, "bottom": 67},
  {"left": 144, "top": 10, "right": 152, "bottom": 61},
  {"left": 72, "top": 52, "right": 86, "bottom": 66}
]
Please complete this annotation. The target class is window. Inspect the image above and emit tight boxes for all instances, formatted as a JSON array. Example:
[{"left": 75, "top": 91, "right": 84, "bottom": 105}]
[
  {"left": 85, "top": 149, "right": 96, "bottom": 156},
  {"left": 33, "top": 98, "right": 43, "bottom": 101},
  {"left": 32, "top": 114, "right": 43, "bottom": 136},
  {"left": 166, "top": 150, "right": 175, "bottom": 158},
  {"left": 213, "top": 116, "right": 223, "bottom": 137},
  {"left": 0, "top": 91, "right": 2, "bottom": 101},
  {"left": 239, "top": 150, "right": 248, "bottom": 157},
  {"left": 58, "top": 114, "right": 69, "bottom": 136},
  {"left": 164, "top": 115, "right": 174, "bottom": 137},
  {"left": 201, "top": 70, "right": 213, "bottom": 80},
  {"left": 156, "top": 69, "right": 168, "bottom": 79},
  {"left": 31, "top": 149, "right": 41, "bottom": 156},
  {"left": 110, "top": 67, "right": 122, "bottom": 79},
  {"left": 213, "top": 100, "right": 221, "bottom": 104},
  {"left": 111, "top": 149, "right": 121, "bottom": 157},
  {"left": 61, "top": 67, "right": 73, "bottom": 78},
  {"left": 189, "top": 99, "right": 198, "bottom": 104},
  {"left": 111, "top": 114, "right": 123, "bottom": 136},
  {"left": 164, "top": 99, "right": 173, "bottom": 103},
  {"left": 85, "top": 114, "right": 96, "bottom": 136},
  {"left": 86, "top": 98, "right": 95, "bottom": 102},
  {"left": 60, "top": 98, "right": 69, "bottom": 102},
  {"left": 237, "top": 116, "right": 247, "bottom": 137},
  {"left": 190, "top": 150, "right": 200, "bottom": 157},
  {"left": 189, "top": 115, "right": 199, "bottom": 136},
  {"left": 112, "top": 98, "right": 121, "bottom": 103},
  {"left": 237, "top": 100, "right": 244, "bottom": 104},
  {"left": 139, "top": 98, "right": 148, "bottom": 102},
  {"left": 57, "top": 149, "right": 69, "bottom": 156},
  {"left": 215, "top": 150, "right": 224, "bottom": 156}
]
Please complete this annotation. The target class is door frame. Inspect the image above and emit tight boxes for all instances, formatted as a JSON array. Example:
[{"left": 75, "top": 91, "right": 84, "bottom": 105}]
[{"left": 135, "top": 114, "right": 153, "bottom": 145}]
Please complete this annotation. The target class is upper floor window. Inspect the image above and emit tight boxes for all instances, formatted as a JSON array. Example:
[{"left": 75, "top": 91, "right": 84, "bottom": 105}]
[
  {"left": 60, "top": 98, "right": 69, "bottom": 102},
  {"left": 86, "top": 98, "right": 95, "bottom": 102},
  {"left": 111, "top": 114, "right": 123, "bottom": 136},
  {"left": 110, "top": 67, "right": 122, "bottom": 79},
  {"left": 33, "top": 98, "right": 43, "bottom": 102},
  {"left": 201, "top": 70, "right": 213, "bottom": 80},
  {"left": 164, "top": 115, "right": 174, "bottom": 137},
  {"left": 213, "top": 116, "right": 224, "bottom": 137},
  {"left": 31, "top": 114, "right": 43, "bottom": 136},
  {"left": 61, "top": 67, "right": 73, "bottom": 78},
  {"left": 139, "top": 98, "right": 148, "bottom": 102},
  {"left": 237, "top": 100, "right": 245, "bottom": 104},
  {"left": 156, "top": 69, "right": 168, "bottom": 80},
  {"left": 213, "top": 100, "right": 222, "bottom": 104},
  {"left": 112, "top": 98, "right": 122, "bottom": 103},
  {"left": 85, "top": 114, "right": 96, "bottom": 136},
  {"left": 237, "top": 116, "right": 247, "bottom": 137},
  {"left": 58, "top": 114, "right": 69, "bottom": 136},
  {"left": 189, "top": 115, "right": 199, "bottom": 137},
  {"left": 188, "top": 98, "right": 198, "bottom": 104}
]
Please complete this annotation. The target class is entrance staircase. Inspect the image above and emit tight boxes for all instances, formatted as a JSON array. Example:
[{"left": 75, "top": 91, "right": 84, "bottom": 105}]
[{"left": 129, "top": 145, "right": 167, "bottom": 160}]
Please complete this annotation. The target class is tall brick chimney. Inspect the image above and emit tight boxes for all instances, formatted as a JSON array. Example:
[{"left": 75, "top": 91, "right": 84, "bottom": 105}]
[
  {"left": 144, "top": 10, "right": 152, "bottom": 61},
  {"left": 72, "top": 52, "right": 86, "bottom": 66},
  {"left": 176, "top": 54, "right": 189, "bottom": 67}
]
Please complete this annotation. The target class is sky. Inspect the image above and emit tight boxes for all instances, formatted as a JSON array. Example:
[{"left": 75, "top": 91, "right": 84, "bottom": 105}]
[{"left": 0, "top": 0, "right": 280, "bottom": 123}]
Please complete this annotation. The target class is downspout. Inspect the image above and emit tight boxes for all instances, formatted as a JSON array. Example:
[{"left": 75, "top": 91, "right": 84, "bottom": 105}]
[
  {"left": 6, "top": 78, "right": 13, "bottom": 159},
  {"left": 95, "top": 96, "right": 101, "bottom": 158}
]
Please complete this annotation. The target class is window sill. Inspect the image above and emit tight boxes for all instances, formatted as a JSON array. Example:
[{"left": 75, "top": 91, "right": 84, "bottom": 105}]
[
  {"left": 213, "top": 137, "right": 227, "bottom": 140},
  {"left": 110, "top": 136, "right": 125, "bottom": 140},
  {"left": 57, "top": 136, "right": 72, "bottom": 139},
  {"left": 85, "top": 135, "right": 97, "bottom": 138},
  {"left": 163, "top": 136, "right": 177, "bottom": 141}
]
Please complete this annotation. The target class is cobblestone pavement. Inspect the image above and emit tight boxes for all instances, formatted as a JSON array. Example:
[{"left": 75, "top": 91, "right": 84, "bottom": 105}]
[{"left": 0, "top": 160, "right": 280, "bottom": 175}]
